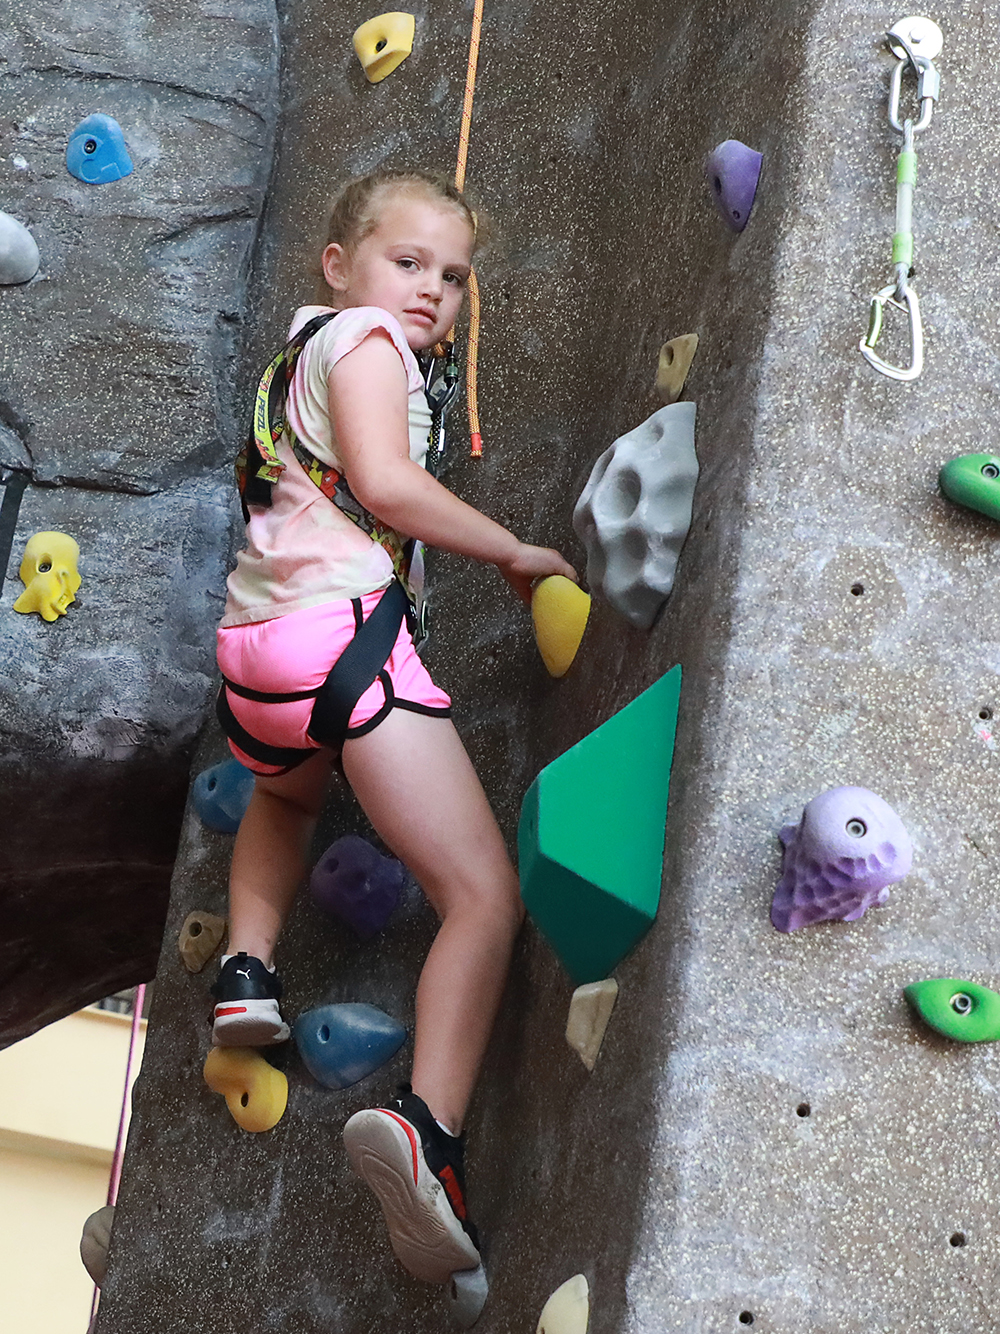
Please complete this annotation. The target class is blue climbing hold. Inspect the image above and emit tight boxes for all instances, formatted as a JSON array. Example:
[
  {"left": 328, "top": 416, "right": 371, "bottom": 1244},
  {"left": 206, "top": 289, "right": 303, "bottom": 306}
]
[
  {"left": 66, "top": 114, "right": 134, "bottom": 184},
  {"left": 191, "top": 758, "right": 255, "bottom": 835},
  {"left": 294, "top": 1003, "right": 407, "bottom": 1090},
  {"left": 309, "top": 834, "right": 403, "bottom": 940}
]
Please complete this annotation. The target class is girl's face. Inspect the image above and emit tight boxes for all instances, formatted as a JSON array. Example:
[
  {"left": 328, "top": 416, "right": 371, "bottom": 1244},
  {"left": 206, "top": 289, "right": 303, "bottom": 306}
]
[{"left": 322, "top": 192, "right": 474, "bottom": 351}]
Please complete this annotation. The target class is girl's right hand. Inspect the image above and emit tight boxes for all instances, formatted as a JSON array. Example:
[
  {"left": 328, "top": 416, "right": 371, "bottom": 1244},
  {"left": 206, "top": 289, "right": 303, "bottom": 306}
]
[{"left": 497, "top": 543, "right": 578, "bottom": 604}]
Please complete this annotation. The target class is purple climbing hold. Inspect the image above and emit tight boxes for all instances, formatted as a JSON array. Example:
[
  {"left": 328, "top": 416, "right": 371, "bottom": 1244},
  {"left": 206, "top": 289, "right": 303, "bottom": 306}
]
[
  {"left": 308, "top": 834, "right": 404, "bottom": 941},
  {"left": 705, "top": 139, "right": 763, "bottom": 233},
  {"left": 771, "top": 786, "right": 913, "bottom": 933}
]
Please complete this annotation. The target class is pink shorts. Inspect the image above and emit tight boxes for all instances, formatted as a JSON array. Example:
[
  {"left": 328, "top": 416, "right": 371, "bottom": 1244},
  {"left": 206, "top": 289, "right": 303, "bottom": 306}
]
[{"left": 216, "top": 589, "right": 451, "bottom": 777}]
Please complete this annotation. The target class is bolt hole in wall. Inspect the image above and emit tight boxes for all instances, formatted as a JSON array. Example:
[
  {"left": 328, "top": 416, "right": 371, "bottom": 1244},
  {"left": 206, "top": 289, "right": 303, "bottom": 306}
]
[
  {"left": 978, "top": 707, "right": 993, "bottom": 721},
  {"left": 950, "top": 1232, "right": 966, "bottom": 1248},
  {"left": 850, "top": 583, "right": 865, "bottom": 596},
  {"left": 796, "top": 1102, "right": 811, "bottom": 1118},
  {"left": 739, "top": 1312, "right": 755, "bottom": 1326}
]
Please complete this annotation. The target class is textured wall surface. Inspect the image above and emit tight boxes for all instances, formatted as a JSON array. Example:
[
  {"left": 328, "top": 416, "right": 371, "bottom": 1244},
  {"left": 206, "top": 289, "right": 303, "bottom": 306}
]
[
  {"left": 0, "top": 0, "right": 278, "bottom": 1041},
  {"left": 94, "top": 0, "right": 1000, "bottom": 1331}
]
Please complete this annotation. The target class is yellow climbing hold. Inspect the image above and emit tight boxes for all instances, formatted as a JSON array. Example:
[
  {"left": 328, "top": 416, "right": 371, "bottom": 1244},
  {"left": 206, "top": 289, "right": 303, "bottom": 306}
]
[
  {"left": 531, "top": 576, "right": 591, "bottom": 678},
  {"left": 353, "top": 13, "right": 416, "bottom": 83},
  {"left": 565, "top": 978, "right": 618, "bottom": 1071},
  {"left": 537, "top": 1274, "right": 589, "bottom": 1334},
  {"left": 13, "top": 531, "right": 81, "bottom": 622},
  {"left": 203, "top": 1047, "right": 287, "bottom": 1133},
  {"left": 654, "top": 333, "right": 699, "bottom": 404}
]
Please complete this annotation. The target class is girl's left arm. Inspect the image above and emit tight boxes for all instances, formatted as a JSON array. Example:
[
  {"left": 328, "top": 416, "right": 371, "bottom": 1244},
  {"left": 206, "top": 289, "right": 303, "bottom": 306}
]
[{"left": 329, "top": 333, "right": 576, "bottom": 600}]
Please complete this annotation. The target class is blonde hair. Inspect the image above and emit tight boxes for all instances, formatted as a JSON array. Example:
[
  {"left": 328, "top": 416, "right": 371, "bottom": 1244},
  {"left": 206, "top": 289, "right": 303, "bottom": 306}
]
[{"left": 313, "top": 167, "right": 487, "bottom": 299}]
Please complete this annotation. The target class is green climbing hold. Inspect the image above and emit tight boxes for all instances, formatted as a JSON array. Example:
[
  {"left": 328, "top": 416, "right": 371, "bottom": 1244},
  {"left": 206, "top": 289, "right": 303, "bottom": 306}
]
[
  {"left": 939, "top": 453, "right": 1000, "bottom": 524},
  {"left": 518, "top": 666, "right": 681, "bottom": 985},
  {"left": 904, "top": 978, "right": 1000, "bottom": 1043}
]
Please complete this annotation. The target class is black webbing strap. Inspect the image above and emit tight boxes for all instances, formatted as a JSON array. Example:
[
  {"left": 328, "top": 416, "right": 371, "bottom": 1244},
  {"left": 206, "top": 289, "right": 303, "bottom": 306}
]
[
  {"left": 216, "top": 581, "right": 412, "bottom": 769},
  {"left": 215, "top": 687, "right": 314, "bottom": 771},
  {"left": 308, "top": 580, "right": 409, "bottom": 748}
]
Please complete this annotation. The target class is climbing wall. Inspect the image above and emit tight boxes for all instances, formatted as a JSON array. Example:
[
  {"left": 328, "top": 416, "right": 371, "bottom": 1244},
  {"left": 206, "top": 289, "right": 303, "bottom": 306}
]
[
  {"left": 0, "top": 1, "right": 277, "bottom": 1039},
  {"left": 92, "top": 0, "right": 1000, "bottom": 1331}
]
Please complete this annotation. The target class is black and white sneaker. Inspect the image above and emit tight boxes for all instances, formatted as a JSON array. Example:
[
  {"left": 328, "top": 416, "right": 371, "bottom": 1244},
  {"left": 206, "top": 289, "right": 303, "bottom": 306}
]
[
  {"left": 343, "top": 1086, "right": 481, "bottom": 1284},
  {"left": 209, "top": 952, "right": 290, "bottom": 1046}
]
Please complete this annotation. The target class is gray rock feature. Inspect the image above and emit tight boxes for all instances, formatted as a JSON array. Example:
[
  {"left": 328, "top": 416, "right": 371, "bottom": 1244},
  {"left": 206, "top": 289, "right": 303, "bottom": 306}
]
[{"left": 0, "top": 0, "right": 278, "bottom": 1043}]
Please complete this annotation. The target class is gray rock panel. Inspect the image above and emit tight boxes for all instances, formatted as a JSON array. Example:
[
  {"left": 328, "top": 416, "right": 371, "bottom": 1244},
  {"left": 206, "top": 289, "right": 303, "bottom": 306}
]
[{"left": 0, "top": 0, "right": 277, "bottom": 1041}]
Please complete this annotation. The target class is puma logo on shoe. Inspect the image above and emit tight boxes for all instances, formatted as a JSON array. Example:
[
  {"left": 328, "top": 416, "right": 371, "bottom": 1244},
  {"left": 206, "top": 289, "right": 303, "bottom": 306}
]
[{"left": 236, "top": 969, "right": 251, "bottom": 979}]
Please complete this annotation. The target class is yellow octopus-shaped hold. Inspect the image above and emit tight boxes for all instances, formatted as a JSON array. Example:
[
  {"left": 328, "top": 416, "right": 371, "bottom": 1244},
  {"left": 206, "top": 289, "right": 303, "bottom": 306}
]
[
  {"left": 352, "top": 13, "right": 415, "bottom": 83},
  {"left": 13, "top": 531, "right": 81, "bottom": 622}
]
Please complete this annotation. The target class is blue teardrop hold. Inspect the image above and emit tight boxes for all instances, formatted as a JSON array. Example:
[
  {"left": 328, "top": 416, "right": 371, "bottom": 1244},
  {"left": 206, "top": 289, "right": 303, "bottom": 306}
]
[
  {"left": 66, "top": 114, "right": 134, "bottom": 184},
  {"left": 191, "top": 758, "right": 255, "bottom": 835},
  {"left": 294, "top": 1003, "right": 407, "bottom": 1090}
]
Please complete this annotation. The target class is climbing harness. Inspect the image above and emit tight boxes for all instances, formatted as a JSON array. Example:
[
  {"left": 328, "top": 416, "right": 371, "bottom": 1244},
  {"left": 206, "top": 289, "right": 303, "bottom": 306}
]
[
  {"left": 217, "top": 579, "right": 414, "bottom": 771},
  {"left": 235, "top": 312, "right": 457, "bottom": 597},
  {"left": 225, "top": 316, "right": 457, "bottom": 765},
  {"left": 860, "top": 15, "right": 943, "bottom": 382}
]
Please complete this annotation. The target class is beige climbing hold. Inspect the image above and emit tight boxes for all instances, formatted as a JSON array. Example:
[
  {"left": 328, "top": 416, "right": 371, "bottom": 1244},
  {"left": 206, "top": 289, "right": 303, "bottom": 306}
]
[
  {"left": 654, "top": 333, "right": 699, "bottom": 404},
  {"left": 80, "top": 1204, "right": 115, "bottom": 1286},
  {"left": 352, "top": 12, "right": 415, "bottom": 83},
  {"left": 13, "top": 531, "right": 81, "bottom": 622},
  {"left": 536, "top": 1274, "right": 589, "bottom": 1334},
  {"left": 565, "top": 978, "right": 618, "bottom": 1071},
  {"left": 531, "top": 576, "right": 591, "bottom": 678},
  {"left": 177, "top": 910, "right": 227, "bottom": 973}
]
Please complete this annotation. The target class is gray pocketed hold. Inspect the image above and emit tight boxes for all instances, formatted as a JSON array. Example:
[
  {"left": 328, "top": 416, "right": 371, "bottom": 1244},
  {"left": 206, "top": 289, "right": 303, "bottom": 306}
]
[
  {"left": 572, "top": 402, "right": 698, "bottom": 629},
  {"left": 0, "top": 211, "right": 39, "bottom": 284}
]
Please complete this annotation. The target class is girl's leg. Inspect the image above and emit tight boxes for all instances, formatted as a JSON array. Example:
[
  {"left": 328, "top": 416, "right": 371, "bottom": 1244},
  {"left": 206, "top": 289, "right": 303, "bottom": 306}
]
[
  {"left": 227, "top": 749, "right": 337, "bottom": 964},
  {"left": 342, "top": 709, "right": 524, "bottom": 1135}
]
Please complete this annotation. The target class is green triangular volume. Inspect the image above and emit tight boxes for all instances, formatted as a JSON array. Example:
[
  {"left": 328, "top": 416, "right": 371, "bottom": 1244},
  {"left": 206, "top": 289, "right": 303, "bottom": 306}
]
[{"left": 518, "top": 666, "right": 682, "bottom": 984}]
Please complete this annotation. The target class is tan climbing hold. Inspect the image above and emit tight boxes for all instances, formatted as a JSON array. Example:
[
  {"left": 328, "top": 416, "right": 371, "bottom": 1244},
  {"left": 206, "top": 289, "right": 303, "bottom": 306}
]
[
  {"left": 537, "top": 1274, "right": 589, "bottom": 1334},
  {"left": 353, "top": 12, "right": 415, "bottom": 83},
  {"left": 80, "top": 1204, "right": 115, "bottom": 1286},
  {"left": 531, "top": 576, "right": 591, "bottom": 678},
  {"left": 203, "top": 1047, "right": 287, "bottom": 1133},
  {"left": 565, "top": 978, "right": 618, "bottom": 1071},
  {"left": 654, "top": 333, "right": 699, "bottom": 404},
  {"left": 178, "top": 910, "right": 227, "bottom": 973}
]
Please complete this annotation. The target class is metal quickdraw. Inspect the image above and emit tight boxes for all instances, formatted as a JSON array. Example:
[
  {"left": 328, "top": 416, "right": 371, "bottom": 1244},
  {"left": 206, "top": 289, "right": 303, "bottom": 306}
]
[
  {"left": 421, "top": 341, "right": 460, "bottom": 477},
  {"left": 860, "top": 16, "right": 942, "bottom": 382}
]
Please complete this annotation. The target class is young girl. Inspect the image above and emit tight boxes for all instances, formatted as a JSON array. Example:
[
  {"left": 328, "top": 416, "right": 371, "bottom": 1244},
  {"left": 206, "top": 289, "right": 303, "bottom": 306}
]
[{"left": 209, "top": 168, "right": 576, "bottom": 1286}]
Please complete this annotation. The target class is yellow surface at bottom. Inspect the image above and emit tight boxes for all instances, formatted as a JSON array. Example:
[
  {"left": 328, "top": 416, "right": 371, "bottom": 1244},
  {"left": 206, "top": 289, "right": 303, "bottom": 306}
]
[{"left": 0, "top": 1146, "right": 106, "bottom": 1334}]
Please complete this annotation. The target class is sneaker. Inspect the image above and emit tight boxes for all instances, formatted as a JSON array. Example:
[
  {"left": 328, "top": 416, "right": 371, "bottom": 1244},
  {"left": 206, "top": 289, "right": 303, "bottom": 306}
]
[
  {"left": 209, "top": 952, "right": 290, "bottom": 1046},
  {"left": 343, "top": 1086, "right": 481, "bottom": 1284}
]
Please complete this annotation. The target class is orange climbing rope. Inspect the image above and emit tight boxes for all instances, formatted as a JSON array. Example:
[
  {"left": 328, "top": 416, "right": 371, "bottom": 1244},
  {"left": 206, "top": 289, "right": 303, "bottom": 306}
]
[{"left": 454, "top": 0, "right": 485, "bottom": 457}]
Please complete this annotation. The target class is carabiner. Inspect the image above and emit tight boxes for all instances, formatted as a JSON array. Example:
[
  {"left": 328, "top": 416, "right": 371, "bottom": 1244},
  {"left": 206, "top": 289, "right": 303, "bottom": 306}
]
[
  {"left": 860, "top": 282, "right": 924, "bottom": 382},
  {"left": 886, "top": 19, "right": 942, "bottom": 134}
]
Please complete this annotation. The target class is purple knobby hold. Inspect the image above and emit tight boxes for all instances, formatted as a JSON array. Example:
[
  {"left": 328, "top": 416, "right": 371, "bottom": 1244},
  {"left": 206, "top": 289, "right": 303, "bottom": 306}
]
[
  {"left": 771, "top": 786, "right": 913, "bottom": 933},
  {"left": 705, "top": 139, "right": 763, "bottom": 233},
  {"left": 309, "top": 834, "right": 404, "bottom": 941}
]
